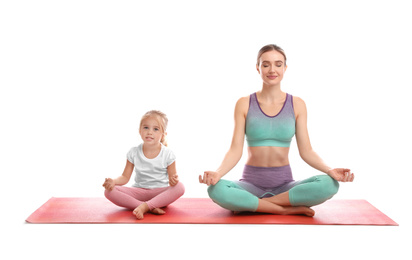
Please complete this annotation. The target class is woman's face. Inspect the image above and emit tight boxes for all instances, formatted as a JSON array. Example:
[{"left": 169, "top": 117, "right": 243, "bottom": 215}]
[{"left": 257, "top": 50, "right": 287, "bottom": 87}]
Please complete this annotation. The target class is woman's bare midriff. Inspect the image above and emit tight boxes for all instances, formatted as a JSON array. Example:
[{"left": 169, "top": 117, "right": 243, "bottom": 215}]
[{"left": 246, "top": 146, "right": 290, "bottom": 167}]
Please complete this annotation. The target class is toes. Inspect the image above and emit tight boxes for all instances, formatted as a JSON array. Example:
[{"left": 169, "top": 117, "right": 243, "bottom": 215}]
[{"left": 134, "top": 211, "right": 144, "bottom": 220}]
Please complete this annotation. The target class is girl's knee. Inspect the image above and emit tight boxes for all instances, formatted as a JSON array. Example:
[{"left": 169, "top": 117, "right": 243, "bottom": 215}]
[
  {"left": 104, "top": 187, "right": 115, "bottom": 199},
  {"left": 174, "top": 181, "right": 185, "bottom": 196},
  {"left": 104, "top": 186, "right": 124, "bottom": 200},
  {"left": 104, "top": 187, "right": 120, "bottom": 203}
]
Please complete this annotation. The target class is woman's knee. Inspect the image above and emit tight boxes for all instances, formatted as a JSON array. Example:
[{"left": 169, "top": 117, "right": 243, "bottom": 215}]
[
  {"left": 290, "top": 175, "right": 340, "bottom": 207},
  {"left": 318, "top": 175, "right": 340, "bottom": 197},
  {"left": 207, "top": 180, "right": 242, "bottom": 208},
  {"left": 207, "top": 179, "right": 232, "bottom": 202},
  {"left": 207, "top": 180, "right": 258, "bottom": 212}
]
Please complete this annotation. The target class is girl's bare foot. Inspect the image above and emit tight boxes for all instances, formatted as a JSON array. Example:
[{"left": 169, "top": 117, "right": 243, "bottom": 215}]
[
  {"left": 133, "top": 203, "right": 150, "bottom": 220},
  {"left": 150, "top": 208, "right": 166, "bottom": 215}
]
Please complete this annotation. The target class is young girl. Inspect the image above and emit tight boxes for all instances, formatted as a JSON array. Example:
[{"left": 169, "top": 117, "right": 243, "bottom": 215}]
[{"left": 103, "top": 110, "right": 185, "bottom": 220}]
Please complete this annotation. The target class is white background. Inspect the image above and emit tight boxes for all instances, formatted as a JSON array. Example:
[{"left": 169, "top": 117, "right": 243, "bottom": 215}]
[{"left": 1, "top": 0, "right": 411, "bottom": 259}]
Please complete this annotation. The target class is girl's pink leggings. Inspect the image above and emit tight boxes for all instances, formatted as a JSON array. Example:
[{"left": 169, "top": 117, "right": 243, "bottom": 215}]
[{"left": 104, "top": 182, "right": 185, "bottom": 210}]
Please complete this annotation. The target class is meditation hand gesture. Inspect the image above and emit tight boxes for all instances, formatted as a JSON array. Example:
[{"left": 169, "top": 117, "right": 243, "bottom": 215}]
[
  {"left": 327, "top": 168, "right": 355, "bottom": 182},
  {"left": 102, "top": 178, "right": 116, "bottom": 191},
  {"left": 169, "top": 175, "right": 179, "bottom": 186},
  {"left": 199, "top": 171, "right": 221, "bottom": 186}
]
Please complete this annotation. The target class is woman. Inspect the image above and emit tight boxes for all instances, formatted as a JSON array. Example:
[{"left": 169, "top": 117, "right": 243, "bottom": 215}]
[{"left": 199, "top": 44, "right": 354, "bottom": 216}]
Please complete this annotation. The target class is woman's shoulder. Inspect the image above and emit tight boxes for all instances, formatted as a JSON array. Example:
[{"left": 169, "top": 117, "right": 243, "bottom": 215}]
[
  {"left": 233, "top": 95, "right": 250, "bottom": 119},
  {"left": 235, "top": 94, "right": 251, "bottom": 110},
  {"left": 291, "top": 95, "right": 307, "bottom": 116},
  {"left": 292, "top": 95, "right": 306, "bottom": 106}
]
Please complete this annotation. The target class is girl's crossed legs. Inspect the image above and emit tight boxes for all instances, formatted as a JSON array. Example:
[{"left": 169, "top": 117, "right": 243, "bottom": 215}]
[{"left": 104, "top": 182, "right": 185, "bottom": 219}]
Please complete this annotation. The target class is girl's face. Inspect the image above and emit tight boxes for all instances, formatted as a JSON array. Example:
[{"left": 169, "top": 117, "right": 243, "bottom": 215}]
[
  {"left": 256, "top": 50, "right": 287, "bottom": 87},
  {"left": 139, "top": 117, "right": 164, "bottom": 145}
]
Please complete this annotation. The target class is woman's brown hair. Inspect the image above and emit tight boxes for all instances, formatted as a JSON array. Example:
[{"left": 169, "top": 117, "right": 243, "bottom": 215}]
[{"left": 257, "top": 44, "right": 287, "bottom": 66}]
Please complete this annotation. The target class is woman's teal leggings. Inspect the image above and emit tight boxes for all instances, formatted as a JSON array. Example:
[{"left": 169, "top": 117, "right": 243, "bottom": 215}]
[{"left": 207, "top": 175, "right": 339, "bottom": 212}]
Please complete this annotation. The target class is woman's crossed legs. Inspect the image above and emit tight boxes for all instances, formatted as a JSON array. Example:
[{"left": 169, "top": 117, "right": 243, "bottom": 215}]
[{"left": 207, "top": 175, "right": 339, "bottom": 216}]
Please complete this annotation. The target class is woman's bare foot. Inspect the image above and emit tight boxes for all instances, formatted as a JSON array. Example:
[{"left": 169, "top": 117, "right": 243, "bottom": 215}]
[
  {"left": 150, "top": 208, "right": 166, "bottom": 215},
  {"left": 257, "top": 199, "right": 315, "bottom": 217},
  {"left": 285, "top": 206, "right": 315, "bottom": 217},
  {"left": 133, "top": 203, "right": 150, "bottom": 220},
  {"left": 304, "top": 207, "right": 315, "bottom": 217}
]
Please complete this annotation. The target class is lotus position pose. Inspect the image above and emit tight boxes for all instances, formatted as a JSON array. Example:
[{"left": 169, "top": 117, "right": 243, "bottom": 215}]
[
  {"left": 199, "top": 44, "right": 354, "bottom": 216},
  {"left": 103, "top": 110, "right": 185, "bottom": 219}
]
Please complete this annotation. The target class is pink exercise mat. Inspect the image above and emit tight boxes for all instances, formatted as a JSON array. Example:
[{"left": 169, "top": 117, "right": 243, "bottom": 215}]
[{"left": 26, "top": 197, "right": 398, "bottom": 225}]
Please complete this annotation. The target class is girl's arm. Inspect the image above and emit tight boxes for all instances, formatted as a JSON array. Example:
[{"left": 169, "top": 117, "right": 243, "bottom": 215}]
[
  {"left": 103, "top": 160, "right": 134, "bottom": 190},
  {"left": 199, "top": 96, "right": 248, "bottom": 186},
  {"left": 294, "top": 96, "right": 354, "bottom": 182},
  {"left": 167, "top": 161, "right": 179, "bottom": 186}
]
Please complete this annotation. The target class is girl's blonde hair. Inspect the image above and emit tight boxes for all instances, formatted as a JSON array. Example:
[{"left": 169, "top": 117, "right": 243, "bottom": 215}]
[{"left": 140, "top": 110, "right": 169, "bottom": 146}]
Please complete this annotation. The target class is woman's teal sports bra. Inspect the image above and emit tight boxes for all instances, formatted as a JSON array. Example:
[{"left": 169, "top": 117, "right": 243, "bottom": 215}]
[{"left": 245, "top": 92, "right": 296, "bottom": 147}]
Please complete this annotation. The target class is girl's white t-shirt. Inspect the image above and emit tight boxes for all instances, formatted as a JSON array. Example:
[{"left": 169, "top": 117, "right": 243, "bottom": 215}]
[{"left": 127, "top": 143, "right": 176, "bottom": 189}]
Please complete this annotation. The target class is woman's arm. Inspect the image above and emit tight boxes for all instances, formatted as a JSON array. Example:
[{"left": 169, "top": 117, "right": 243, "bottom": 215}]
[
  {"left": 199, "top": 96, "right": 248, "bottom": 186},
  {"left": 294, "top": 96, "right": 330, "bottom": 173},
  {"left": 294, "top": 96, "right": 354, "bottom": 182},
  {"left": 103, "top": 160, "right": 134, "bottom": 190}
]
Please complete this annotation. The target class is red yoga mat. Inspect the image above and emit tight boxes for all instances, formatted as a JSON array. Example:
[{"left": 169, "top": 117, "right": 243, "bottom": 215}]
[{"left": 26, "top": 197, "right": 398, "bottom": 225}]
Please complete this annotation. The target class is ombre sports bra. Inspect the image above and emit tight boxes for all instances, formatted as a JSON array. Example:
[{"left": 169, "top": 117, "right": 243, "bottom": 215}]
[{"left": 245, "top": 92, "right": 295, "bottom": 147}]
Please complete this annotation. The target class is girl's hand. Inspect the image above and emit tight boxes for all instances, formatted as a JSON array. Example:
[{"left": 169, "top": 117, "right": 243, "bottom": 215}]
[
  {"left": 199, "top": 171, "right": 221, "bottom": 186},
  {"left": 102, "top": 178, "right": 116, "bottom": 191},
  {"left": 327, "top": 168, "right": 355, "bottom": 182},
  {"left": 169, "top": 175, "right": 179, "bottom": 186}
]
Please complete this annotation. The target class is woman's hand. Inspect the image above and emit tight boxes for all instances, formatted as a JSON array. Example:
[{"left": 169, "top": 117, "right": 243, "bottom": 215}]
[
  {"left": 102, "top": 178, "right": 116, "bottom": 191},
  {"left": 199, "top": 171, "right": 221, "bottom": 186},
  {"left": 169, "top": 175, "right": 179, "bottom": 186},
  {"left": 327, "top": 168, "right": 355, "bottom": 182}
]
